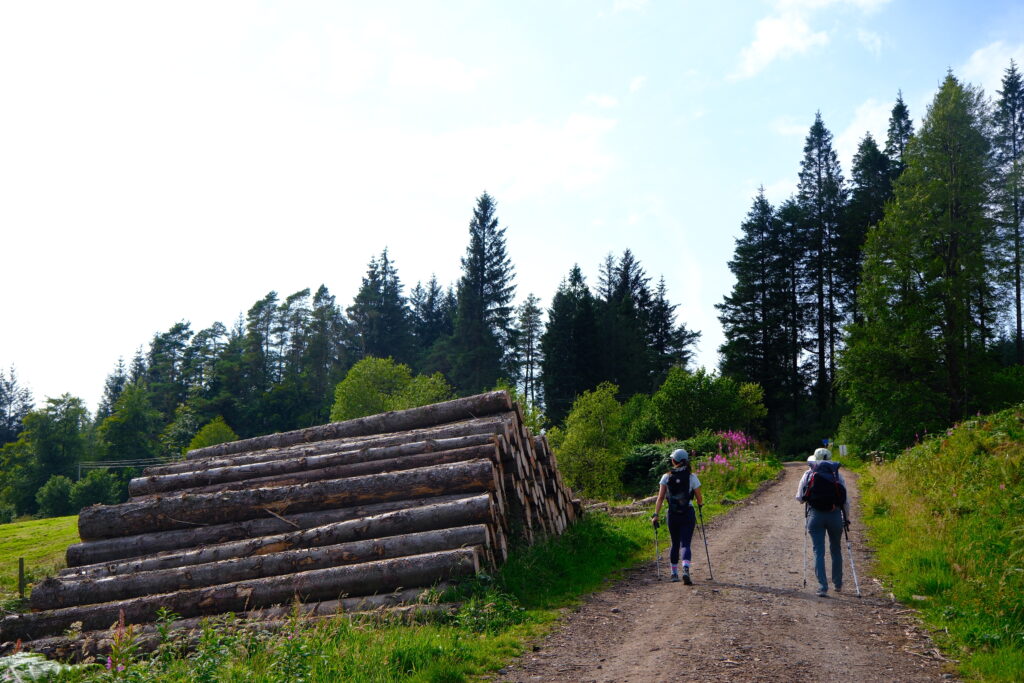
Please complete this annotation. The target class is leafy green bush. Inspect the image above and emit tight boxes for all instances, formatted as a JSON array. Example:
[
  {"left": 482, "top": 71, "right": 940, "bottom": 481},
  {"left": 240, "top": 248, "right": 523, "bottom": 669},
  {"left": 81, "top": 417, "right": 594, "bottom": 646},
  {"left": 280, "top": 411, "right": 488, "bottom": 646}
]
[
  {"left": 188, "top": 417, "right": 239, "bottom": 452},
  {"left": 552, "top": 383, "right": 627, "bottom": 499},
  {"left": 0, "top": 504, "right": 14, "bottom": 525},
  {"left": 652, "top": 367, "right": 766, "bottom": 439},
  {"left": 35, "top": 475, "right": 74, "bottom": 517},
  {"left": 69, "top": 469, "right": 119, "bottom": 510},
  {"left": 331, "top": 357, "right": 453, "bottom": 421},
  {"left": 620, "top": 444, "right": 667, "bottom": 497},
  {"left": 621, "top": 394, "right": 662, "bottom": 445}
]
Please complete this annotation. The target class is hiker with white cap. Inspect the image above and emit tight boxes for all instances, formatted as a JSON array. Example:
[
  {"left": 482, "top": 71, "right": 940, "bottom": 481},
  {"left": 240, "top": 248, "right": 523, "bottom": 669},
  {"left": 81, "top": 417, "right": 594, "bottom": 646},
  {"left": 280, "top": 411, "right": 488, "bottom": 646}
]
[
  {"left": 796, "top": 447, "right": 850, "bottom": 597},
  {"left": 651, "top": 448, "right": 703, "bottom": 584}
]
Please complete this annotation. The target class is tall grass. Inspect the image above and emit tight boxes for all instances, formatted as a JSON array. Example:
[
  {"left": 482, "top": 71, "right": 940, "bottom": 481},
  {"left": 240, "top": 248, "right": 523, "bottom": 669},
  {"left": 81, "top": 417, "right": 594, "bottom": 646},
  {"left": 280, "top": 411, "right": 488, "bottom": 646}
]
[
  {"left": 0, "top": 515, "right": 77, "bottom": 605},
  {"left": 860, "top": 405, "right": 1024, "bottom": 681}
]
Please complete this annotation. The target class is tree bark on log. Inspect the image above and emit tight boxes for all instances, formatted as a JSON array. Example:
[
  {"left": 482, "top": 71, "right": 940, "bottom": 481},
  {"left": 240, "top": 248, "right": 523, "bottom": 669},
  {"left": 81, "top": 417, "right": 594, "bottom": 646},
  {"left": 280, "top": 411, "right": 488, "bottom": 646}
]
[
  {"left": 35, "top": 525, "right": 488, "bottom": 610},
  {"left": 139, "top": 419, "right": 512, "bottom": 481},
  {"left": 1, "top": 548, "right": 479, "bottom": 642},
  {"left": 146, "top": 443, "right": 500, "bottom": 499},
  {"left": 78, "top": 460, "right": 497, "bottom": 540},
  {"left": 65, "top": 494, "right": 475, "bottom": 568},
  {"left": 185, "top": 392, "right": 513, "bottom": 461},
  {"left": 68, "top": 494, "right": 496, "bottom": 579}
]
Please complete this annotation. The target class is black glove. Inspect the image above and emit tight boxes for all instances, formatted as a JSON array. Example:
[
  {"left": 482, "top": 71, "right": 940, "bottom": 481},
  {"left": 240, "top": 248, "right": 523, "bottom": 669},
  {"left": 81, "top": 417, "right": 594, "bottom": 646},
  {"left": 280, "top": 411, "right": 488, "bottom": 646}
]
[
  {"left": 651, "top": 515, "right": 660, "bottom": 529},
  {"left": 843, "top": 519, "right": 851, "bottom": 532}
]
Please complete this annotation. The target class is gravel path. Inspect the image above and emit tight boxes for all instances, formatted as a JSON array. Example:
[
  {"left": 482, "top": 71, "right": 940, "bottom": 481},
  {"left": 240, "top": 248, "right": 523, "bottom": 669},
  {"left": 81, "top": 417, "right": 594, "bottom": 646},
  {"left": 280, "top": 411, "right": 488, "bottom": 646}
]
[{"left": 494, "top": 462, "right": 955, "bottom": 682}]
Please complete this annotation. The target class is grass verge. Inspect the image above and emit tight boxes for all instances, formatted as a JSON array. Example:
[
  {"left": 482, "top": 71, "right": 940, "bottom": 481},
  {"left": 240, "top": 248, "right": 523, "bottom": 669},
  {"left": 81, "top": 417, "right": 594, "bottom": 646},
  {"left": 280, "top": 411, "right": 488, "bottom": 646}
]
[
  {"left": 859, "top": 404, "right": 1024, "bottom": 682},
  {"left": 0, "top": 515, "right": 78, "bottom": 608},
  {"left": 2, "top": 459, "right": 779, "bottom": 682}
]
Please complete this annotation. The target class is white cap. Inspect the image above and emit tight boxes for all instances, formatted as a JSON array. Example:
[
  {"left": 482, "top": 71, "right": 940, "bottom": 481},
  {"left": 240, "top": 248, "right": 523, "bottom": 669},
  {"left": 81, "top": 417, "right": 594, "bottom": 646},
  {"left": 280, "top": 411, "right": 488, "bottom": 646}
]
[
  {"left": 670, "top": 448, "right": 689, "bottom": 463},
  {"left": 811, "top": 447, "right": 832, "bottom": 461}
]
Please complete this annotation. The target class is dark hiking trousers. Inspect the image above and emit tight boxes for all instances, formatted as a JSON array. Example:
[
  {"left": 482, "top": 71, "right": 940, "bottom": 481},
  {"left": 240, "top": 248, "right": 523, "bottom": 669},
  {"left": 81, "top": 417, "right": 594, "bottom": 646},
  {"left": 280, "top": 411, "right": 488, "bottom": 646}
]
[
  {"left": 666, "top": 507, "right": 697, "bottom": 565},
  {"left": 807, "top": 507, "right": 844, "bottom": 593}
]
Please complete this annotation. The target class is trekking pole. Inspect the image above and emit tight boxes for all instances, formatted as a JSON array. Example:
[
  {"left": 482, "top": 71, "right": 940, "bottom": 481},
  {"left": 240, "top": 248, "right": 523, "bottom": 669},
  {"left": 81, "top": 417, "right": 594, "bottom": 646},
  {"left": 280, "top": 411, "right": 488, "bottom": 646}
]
[
  {"left": 653, "top": 518, "right": 661, "bottom": 580},
  {"left": 697, "top": 504, "right": 714, "bottom": 581},
  {"left": 803, "top": 504, "right": 808, "bottom": 588},
  {"left": 842, "top": 514, "right": 862, "bottom": 597}
]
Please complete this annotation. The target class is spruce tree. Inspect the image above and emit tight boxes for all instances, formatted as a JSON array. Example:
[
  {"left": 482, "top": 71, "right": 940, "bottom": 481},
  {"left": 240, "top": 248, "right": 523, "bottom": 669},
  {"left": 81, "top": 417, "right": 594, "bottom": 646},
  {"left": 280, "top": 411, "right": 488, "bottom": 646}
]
[
  {"left": 796, "top": 112, "right": 848, "bottom": 411},
  {"left": 0, "top": 366, "right": 33, "bottom": 445},
  {"left": 514, "top": 294, "right": 544, "bottom": 407},
  {"left": 994, "top": 60, "right": 1024, "bottom": 363},
  {"left": 303, "top": 285, "right": 349, "bottom": 423},
  {"left": 844, "top": 133, "right": 892, "bottom": 323},
  {"left": 884, "top": 91, "right": 914, "bottom": 179},
  {"left": 541, "top": 266, "right": 599, "bottom": 424},
  {"left": 347, "top": 249, "right": 414, "bottom": 364},
  {"left": 450, "top": 193, "right": 517, "bottom": 393},
  {"left": 96, "top": 358, "right": 128, "bottom": 423},
  {"left": 648, "top": 277, "right": 700, "bottom": 384}
]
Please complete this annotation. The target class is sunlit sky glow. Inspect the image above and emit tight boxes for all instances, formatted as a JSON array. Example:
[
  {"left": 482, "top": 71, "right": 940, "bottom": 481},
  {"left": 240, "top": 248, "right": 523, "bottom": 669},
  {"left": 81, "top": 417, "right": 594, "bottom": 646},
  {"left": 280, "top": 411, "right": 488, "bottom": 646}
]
[{"left": 2, "top": 1, "right": 1022, "bottom": 411}]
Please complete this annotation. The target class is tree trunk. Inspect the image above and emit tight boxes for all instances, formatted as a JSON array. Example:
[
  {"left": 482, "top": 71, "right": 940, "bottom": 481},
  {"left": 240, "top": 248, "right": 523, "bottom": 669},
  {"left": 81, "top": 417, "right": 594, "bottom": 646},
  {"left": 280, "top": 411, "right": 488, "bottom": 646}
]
[
  {"left": 148, "top": 443, "right": 500, "bottom": 498},
  {"left": 78, "top": 460, "right": 497, "bottom": 540},
  {"left": 2, "top": 548, "right": 479, "bottom": 642},
  {"left": 185, "top": 391, "right": 513, "bottom": 461},
  {"left": 67, "top": 494, "right": 496, "bottom": 579},
  {"left": 35, "top": 525, "right": 488, "bottom": 610},
  {"left": 143, "top": 415, "right": 514, "bottom": 478},
  {"left": 65, "top": 493, "right": 475, "bottom": 568}
]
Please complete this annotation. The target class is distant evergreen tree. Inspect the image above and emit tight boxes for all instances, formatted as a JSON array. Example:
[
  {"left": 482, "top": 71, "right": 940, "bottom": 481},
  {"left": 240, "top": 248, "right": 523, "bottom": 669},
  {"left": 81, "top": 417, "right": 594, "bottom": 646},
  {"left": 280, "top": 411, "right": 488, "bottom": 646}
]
[
  {"left": 146, "top": 321, "right": 193, "bottom": 420},
  {"left": 0, "top": 366, "right": 33, "bottom": 445},
  {"left": 410, "top": 276, "right": 452, "bottom": 354},
  {"left": 844, "top": 133, "right": 892, "bottom": 323},
  {"left": 514, "top": 294, "right": 544, "bottom": 407},
  {"left": 597, "top": 250, "right": 653, "bottom": 398},
  {"left": 541, "top": 266, "right": 600, "bottom": 424},
  {"left": 884, "top": 91, "right": 914, "bottom": 179},
  {"left": 95, "top": 358, "right": 128, "bottom": 423},
  {"left": 648, "top": 276, "right": 700, "bottom": 384},
  {"left": 796, "top": 112, "right": 848, "bottom": 412},
  {"left": 451, "top": 193, "right": 517, "bottom": 393},
  {"left": 841, "top": 73, "right": 997, "bottom": 448},
  {"left": 243, "top": 291, "right": 280, "bottom": 399},
  {"left": 184, "top": 322, "right": 228, "bottom": 393},
  {"left": 994, "top": 60, "right": 1024, "bottom": 364},
  {"left": 347, "top": 249, "right": 414, "bottom": 365},
  {"left": 98, "top": 383, "right": 164, "bottom": 461},
  {"left": 302, "top": 285, "right": 349, "bottom": 424},
  {"left": 128, "top": 347, "right": 147, "bottom": 384}
]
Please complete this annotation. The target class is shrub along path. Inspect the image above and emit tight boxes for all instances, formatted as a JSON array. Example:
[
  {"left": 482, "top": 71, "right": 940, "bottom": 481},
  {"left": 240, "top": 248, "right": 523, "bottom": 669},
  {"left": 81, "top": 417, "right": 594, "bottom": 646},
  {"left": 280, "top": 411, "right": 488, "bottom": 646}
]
[{"left": 495, "top": 462, "right": 952, "bottom": 682}]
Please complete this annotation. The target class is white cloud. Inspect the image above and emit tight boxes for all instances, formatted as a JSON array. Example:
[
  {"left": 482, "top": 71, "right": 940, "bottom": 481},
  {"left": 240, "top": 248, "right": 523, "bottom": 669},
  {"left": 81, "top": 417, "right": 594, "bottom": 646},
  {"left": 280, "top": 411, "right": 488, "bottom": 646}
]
[
  {"left": 960, "top": 41, "right": 1024, "bottom": 96},
  {"left": 775, "top": 0, "right": 890, "bottom": 11},
  {"left": 772, "top": 115, "right": 810, "bottom": 137},
  {"left": 586, "top": 93, "right": 619, "bottom": 108},
  {"left": 629, "top": 75, "right": 647, "bottom": 92},
  {"left": 390, "top": 52, "right": 487, "bottom": 92},
  {"left": 731, "top": 12, "right": 829, "bottom": 80},
  {"left": 857, "top": 29, "right": 882, "bottom": 57},
  {"left": 834, "top": 98, "right": 892, "bottom": 171}
]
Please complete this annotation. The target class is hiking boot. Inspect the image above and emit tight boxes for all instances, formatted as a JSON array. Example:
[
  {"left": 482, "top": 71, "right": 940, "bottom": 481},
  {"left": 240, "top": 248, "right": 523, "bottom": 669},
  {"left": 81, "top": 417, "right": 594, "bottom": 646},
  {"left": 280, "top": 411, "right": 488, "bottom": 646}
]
[
  {"left": 834, "top": 584, "right": 843, "bottom": 594},
  {"left": 682, "top": 570, "right": 693, "bottom": 586},
  {"left": 816, "top": 588, "right": 828, "bottom": 597},
  {"left": 670, "top": 571, "right": 680, "bottom": 582}
]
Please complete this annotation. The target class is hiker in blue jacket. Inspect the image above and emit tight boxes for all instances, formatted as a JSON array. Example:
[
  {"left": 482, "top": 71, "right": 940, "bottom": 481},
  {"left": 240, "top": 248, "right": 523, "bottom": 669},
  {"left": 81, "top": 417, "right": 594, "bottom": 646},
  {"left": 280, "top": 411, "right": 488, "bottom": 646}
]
[
  {"left": 651, "top": 448, "right": 703, "bottom": 584},
  {"left": 796, "top": 447, "right": 850, "bottom": 597}
]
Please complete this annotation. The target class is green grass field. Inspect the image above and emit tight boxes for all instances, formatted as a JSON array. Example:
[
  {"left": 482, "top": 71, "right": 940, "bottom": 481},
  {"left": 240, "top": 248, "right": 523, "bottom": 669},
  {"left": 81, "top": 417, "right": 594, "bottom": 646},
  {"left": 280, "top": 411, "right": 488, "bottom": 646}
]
[
  {"left": 0, "top": 515, "right": 78, "bottom": 603},
  {"left": 860, "top": 404, "right": 1024, "bottom": 682}
]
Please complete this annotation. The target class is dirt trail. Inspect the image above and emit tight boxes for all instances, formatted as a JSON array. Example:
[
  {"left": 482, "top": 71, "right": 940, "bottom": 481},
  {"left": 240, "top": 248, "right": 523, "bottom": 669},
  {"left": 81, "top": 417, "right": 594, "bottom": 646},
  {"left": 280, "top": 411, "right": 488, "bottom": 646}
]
[{"left": 495, "top": 462, "right": 954, "bottom": 682}]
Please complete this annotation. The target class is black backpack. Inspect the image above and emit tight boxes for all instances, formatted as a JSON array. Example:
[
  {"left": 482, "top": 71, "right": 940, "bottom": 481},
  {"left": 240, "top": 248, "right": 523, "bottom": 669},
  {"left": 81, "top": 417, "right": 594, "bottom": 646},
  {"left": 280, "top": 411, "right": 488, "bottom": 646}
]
[
  {"left": 666, "top": 466, "right": 693, "bottom": 514},
  {"left": 802, "top": 461, "right": 846, "bottom": 512}
]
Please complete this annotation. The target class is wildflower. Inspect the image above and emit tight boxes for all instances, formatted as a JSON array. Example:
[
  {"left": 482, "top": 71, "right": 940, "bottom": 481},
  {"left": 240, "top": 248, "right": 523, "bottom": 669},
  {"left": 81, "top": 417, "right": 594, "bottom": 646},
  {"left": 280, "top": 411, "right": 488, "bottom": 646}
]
[
  {"left": 106, "top": 656, "right": 113, "bottom": 671},
  {"left": 1000, "top": 483, "right": 1006, "bottom": 490}
]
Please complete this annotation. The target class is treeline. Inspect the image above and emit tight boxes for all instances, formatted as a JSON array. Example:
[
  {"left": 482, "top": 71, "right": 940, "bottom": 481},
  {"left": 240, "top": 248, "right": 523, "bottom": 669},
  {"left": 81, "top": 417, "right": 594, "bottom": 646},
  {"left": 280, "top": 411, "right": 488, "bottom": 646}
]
[
  {"left": 0, "top": 194, "right": 700, "bottom": 519},
  {"left": 719, "top": 63, "right": 1024, "bottom": 452}
]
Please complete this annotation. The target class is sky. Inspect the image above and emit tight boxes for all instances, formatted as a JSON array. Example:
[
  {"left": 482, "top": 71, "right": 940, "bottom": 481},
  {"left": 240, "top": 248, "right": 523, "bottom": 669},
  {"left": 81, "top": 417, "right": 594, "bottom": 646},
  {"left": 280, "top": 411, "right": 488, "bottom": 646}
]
[{"left": 2, "top": 0, "right": 1023, "bottom": 413}]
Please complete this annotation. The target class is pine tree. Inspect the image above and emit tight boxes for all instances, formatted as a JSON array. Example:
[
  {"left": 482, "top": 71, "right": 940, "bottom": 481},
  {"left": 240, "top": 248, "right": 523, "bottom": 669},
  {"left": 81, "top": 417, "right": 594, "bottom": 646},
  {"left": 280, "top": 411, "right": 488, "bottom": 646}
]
[
  {"left": 302, "top": 285, "right": 349, "bottom": 424},
  {"left": 844, "top": 133, "right": 892, "bottom": 323},
  {"left": 541, "top": 266, "right": 599, "bottom": 424},
  {"left": 410, "top": 275, "right": 455, "bottom": 369},
  {"left": 96, "top": 358, "right": 128, "bottom": 423},
  {"left": 597, "top": 250, "right": 653, "bottom": 398},
  {"left": 347, "top": 249, "right": 414, "bottom": 365},
  {"left": 451, "top": 193, "right": 517, "bottom": 393},
  {"left": 841, "top": 73, "right": 997, "bottom": 447},
  {"left": 648, "top": 277, "right": 700, "bottom": 384},
  {"left": 796, "top": 112, "right": 848, "bottom": 411},
  {"left": 146, "top": 321, "right": 193, "bottom": 420},
  {"left": 514, "top": 294, "right": 544, "bottom": 407},
  {"left": 885, "top": 91, "right": 914, "bottom": 179},
  {"left": 0, "top": 366, "right": 33, "bottom": 445},
  {"left": 994, "top": 60, "right": 1024, "bottom": 364}
]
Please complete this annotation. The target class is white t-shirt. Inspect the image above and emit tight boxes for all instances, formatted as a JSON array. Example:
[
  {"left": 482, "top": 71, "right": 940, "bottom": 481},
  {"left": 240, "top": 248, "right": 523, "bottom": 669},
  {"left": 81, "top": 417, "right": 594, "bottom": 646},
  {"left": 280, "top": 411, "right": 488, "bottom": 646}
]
[{"left": 659, "top": 470, "right": 701, "bottom": 508}]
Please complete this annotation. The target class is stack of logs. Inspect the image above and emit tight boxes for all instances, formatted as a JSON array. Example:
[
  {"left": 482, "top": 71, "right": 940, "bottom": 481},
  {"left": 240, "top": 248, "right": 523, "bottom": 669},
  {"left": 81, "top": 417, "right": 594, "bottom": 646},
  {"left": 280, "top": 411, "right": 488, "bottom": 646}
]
[{"left": 0, "top": 391, "right": 580, "bottom": 658}]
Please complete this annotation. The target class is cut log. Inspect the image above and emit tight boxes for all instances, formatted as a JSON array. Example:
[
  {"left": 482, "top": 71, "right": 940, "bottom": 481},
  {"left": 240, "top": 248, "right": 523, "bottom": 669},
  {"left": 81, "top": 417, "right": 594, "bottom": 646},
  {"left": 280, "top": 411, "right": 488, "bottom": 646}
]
[
  {"left": 132, "top": 431, "right": 503, "bottom": 496},
  {"left": 34, "top": 525, "right": 488, "bottom": 610},
  {"left": 1, "top": 548, "right": 479, "bottom": 642},
  {"left": 68, "top": 494, "right": 496, "bottom": 579},
  {"left": 156, "top": 443, "right": 500, "bottom": 498},
  {"left": 12, "top": 587, "right": 450, "bottom": 662},
  {"left": 185, "top": 391, "right": 513, "bottom": 460},
  {"left": 78, "top": 460, "right": 497, "bottom": 540},
  {"left": 65, "top": 493, "right": 474, "bottom": 568}
]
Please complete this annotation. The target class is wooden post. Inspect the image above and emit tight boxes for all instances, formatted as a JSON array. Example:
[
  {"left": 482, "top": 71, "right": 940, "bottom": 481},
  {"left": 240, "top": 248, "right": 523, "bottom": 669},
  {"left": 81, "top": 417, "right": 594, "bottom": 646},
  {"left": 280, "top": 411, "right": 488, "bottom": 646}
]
[{"left": 18, "top": 558, "right": 25, "bottom": 599}]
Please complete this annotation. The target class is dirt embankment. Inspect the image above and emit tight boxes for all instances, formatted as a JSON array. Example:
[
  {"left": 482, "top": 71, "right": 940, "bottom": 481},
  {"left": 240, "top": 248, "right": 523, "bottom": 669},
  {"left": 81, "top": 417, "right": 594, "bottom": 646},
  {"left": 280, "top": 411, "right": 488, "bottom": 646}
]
[{"left": 494, "top": 462, "right": 954, "bottom": 683}]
